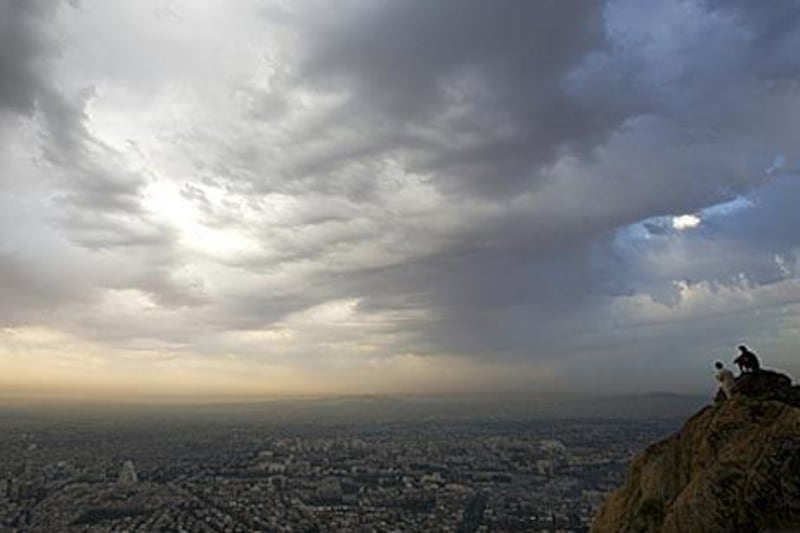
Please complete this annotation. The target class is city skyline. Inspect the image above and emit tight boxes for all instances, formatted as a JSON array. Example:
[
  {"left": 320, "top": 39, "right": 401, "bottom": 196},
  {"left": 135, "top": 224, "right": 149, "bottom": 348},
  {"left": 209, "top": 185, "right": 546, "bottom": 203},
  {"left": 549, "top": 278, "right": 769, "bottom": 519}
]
[{"left": 1, "top": 0, "right": 800, "bottom": 401}]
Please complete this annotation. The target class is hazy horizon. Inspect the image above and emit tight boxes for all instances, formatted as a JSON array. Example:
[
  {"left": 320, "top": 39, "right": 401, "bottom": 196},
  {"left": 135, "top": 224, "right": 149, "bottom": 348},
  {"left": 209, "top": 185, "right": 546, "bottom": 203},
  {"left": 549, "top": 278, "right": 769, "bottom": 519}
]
[
  {"left": 2, "top": 1, "right": 800, "bottom": 401},
  {"left": 0, "top": 387, "right": 708, "bottom": 407}
]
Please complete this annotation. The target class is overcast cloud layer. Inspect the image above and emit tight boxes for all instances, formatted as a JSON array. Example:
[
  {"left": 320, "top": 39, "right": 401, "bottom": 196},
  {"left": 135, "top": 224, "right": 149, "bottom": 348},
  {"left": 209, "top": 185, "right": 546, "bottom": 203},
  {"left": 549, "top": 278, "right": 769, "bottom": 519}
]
[{"left": 1, "top": 0, "right": 799, "bottom": 400}]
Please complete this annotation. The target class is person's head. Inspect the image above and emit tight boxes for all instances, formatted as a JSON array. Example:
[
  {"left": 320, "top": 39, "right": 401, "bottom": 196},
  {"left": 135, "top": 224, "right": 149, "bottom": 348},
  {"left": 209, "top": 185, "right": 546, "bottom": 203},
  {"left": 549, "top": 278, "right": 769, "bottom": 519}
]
[
  {"left": 715, "top": 361, "right": 723, "bottom": 369},
  {"left": 738, "top": 345, "right": 747, "bottom": 352}
]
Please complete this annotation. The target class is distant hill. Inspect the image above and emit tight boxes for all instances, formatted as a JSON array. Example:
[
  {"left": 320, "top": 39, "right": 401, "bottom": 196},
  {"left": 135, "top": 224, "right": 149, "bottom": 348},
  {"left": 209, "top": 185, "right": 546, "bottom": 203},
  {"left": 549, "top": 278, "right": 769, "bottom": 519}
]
[
  {"left": 0, "top": 392, "right": 707, "bottom": 426},
  {"left": 592, "top": 370, "right": 800, "bottom": 532}
]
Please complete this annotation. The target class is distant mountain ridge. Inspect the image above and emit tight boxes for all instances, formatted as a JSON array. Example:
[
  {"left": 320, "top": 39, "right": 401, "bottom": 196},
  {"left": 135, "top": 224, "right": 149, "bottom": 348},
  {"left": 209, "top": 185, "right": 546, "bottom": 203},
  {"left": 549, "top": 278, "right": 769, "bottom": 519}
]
[
  {"left": 592, "top": 370, "right": 800, "bottom": 532},
  {"left": 0, "top": 392, "right": 707, "bottom": 425}
]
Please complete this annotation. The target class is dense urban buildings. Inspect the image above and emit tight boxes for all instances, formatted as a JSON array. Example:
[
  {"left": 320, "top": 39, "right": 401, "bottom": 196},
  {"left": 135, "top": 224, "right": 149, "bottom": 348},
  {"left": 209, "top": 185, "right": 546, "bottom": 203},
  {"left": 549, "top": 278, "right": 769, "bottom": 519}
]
[{"left": 0, "top": 398, "right": 690, "bottom": 531}]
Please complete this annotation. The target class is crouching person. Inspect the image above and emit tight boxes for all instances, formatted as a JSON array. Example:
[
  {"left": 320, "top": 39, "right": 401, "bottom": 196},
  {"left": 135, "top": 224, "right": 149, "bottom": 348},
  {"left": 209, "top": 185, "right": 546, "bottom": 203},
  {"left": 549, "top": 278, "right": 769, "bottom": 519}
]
[{"left": 714, "top": 361, "right": 735, "bottom": 400}]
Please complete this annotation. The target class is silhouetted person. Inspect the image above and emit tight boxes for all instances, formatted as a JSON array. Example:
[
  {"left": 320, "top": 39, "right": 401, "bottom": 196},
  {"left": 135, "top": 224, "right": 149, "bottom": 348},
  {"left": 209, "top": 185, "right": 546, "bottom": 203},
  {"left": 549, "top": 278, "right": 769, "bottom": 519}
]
[
  {"left": 714, "top": 361, "right": 735, "bottom": 399},
  {"left": 734, "top": 344, "right": 760, "bottom": 374}
]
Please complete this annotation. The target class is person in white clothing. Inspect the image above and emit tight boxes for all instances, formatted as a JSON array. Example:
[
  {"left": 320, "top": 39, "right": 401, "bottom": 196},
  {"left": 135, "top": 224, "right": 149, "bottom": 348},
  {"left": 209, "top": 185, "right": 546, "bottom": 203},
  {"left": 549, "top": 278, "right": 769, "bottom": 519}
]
[{"left": 714, "top": 361, "right": 735, "bottom": 399}]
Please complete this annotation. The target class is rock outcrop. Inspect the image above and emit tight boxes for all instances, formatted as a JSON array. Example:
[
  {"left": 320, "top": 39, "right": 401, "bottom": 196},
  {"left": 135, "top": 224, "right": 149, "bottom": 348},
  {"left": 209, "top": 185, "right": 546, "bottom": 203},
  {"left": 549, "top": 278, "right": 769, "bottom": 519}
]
[{"left": 592, "top": 370, "right": 800, "bottom": 533}]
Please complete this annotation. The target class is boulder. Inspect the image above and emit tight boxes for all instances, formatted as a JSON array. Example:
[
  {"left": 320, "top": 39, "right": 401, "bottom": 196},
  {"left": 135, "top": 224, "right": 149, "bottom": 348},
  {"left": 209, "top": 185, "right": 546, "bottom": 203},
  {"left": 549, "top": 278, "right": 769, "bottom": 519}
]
[{"left": 732, "top": 369, "right": 800, "bottom": 407}]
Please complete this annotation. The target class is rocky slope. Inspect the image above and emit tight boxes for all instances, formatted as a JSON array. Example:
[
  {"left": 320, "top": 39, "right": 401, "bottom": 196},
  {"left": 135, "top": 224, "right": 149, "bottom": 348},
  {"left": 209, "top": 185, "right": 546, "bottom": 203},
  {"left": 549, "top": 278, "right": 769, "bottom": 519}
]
[{"left": 592, "top": 370, "right": 800, "bottom": 533}]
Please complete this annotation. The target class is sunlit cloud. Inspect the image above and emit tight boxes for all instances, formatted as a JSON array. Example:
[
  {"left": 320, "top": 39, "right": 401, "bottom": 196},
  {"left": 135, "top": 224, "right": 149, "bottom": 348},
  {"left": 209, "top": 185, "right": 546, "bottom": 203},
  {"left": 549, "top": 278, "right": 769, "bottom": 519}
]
[{"left": 672, "top": 214, "right": 701, "bottom": 231}]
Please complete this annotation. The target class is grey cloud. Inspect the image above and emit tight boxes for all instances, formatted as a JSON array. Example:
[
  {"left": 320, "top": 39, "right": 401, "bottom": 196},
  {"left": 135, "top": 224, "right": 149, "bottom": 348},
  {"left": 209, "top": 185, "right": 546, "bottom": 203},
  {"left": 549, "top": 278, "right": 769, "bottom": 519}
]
[
  {"left": 0, "top": 1, "right": 89, "bottom": 161},
  {"left": 0, "top": 0, "right": 142, "bottom": 213},
  {"left": 305, "top": 1, "right": 602, "bottom": 118},
  {"left": 126, "top": 268, "right": 208, "bottom": 308},
  {"left": 0, "top": 0, "right": 142, "bottom": 211},
  {"left": 37, "top": 85, "right": 93, "bottom": 160},
  {"left": 0, "top": 0, "right": 58, "bottom": 115},
  {"left": 706, "top": 175, "right": 800, "bottom": 254},
  {"left": 300, "top": 0, "right": 609, "bottom": 197},
  {"left": 0, "top": 250, "right": 91, "bottom": 326},
  {"left": 60, "top": 210, "right": 173, "bottom": 250},
  {"left": 160, "top": 0, "right": 800, "bottom": 370},
  {"left": 219, "top": 292, "right": 336, "bottom": 332},
  {"left": 704, "top": 0, "right": 800, "bottom": 82},
  {"left": 0, "top": 0, "right": 200, "bottom": 327},
  {"left": 268, "top": 0, "right": 800, "bottom": 365},
  {"left": 3, "top": 0, "right": 800, "bottom": 390},
  {"left": 625, "top": 173, "right": 800, "bottom": 296},
  {"left": 174, "top": 1, "right": 617, "bottom": 345}
]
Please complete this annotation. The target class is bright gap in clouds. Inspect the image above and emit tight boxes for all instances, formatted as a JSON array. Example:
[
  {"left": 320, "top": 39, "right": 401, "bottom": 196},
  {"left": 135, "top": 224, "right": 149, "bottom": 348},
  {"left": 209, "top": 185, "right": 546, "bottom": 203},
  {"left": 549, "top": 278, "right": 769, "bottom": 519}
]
[
  {"left": 672, "top": 214, "right": 701, "bottom": 230},
  {"left": 143, "top": 180, "right": 259, "bottom": 259}
]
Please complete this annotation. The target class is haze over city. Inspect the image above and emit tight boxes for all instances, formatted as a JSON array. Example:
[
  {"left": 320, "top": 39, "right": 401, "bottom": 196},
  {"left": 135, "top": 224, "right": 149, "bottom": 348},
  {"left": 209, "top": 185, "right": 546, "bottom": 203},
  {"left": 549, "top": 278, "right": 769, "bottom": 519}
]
[{"left": 1, "top": 0, "right": 799, "bottom": 402}]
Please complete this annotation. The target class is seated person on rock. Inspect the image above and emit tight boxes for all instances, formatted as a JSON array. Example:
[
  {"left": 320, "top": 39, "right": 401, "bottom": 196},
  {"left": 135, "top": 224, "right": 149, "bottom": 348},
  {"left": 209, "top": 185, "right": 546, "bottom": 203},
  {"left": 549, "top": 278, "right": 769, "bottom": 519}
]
[{"left": 734, "top": 344, "right": 760, "bottom": 374}]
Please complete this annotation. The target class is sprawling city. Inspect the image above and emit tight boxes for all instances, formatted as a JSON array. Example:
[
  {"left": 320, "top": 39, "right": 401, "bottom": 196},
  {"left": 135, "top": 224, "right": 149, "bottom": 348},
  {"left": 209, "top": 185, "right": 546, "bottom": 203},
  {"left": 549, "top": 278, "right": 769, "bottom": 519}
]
[{"left": 0, "top": 397, "right": 696, "bottom": 531}]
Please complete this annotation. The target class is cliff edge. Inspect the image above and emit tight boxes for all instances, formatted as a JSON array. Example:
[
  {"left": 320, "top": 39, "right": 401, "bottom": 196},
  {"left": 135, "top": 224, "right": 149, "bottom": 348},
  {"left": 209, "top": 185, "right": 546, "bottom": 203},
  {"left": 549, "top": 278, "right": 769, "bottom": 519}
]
[{"left": 592, "top": 370, "right": 800, "bottom": 533}]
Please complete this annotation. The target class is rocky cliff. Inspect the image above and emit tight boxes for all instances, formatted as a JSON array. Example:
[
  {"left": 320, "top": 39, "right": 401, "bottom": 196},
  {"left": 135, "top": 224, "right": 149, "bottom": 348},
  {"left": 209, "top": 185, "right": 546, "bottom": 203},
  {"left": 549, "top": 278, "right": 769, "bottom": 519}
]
[{"left": 592, "top": 370, "right": 800, "bottom": 533}]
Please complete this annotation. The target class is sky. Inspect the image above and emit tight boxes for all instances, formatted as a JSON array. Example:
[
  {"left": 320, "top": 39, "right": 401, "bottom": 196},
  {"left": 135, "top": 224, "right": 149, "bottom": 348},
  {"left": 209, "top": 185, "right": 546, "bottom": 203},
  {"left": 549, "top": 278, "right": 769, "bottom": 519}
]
[{"left": 1, "top": 0, "right": 799, "bottom": 401}]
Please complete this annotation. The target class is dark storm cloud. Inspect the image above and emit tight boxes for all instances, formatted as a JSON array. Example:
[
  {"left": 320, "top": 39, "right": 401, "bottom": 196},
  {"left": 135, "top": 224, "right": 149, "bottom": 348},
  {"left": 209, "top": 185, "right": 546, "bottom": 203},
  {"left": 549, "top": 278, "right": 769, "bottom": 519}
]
[
  {"left": 301, "top": 0, "right": 609, "bottom": 197},
  {"left": 345, "top": 240, "right": 621, "bottom": 358},
  {"left": 264, "top": 0, "right": 800, "bottom": 363},
  {"left": 0, "top": 0, "right": 58, "bottom": 115},
  {"left": 142, "top": 0, "right": 800, "bottom": 372},
  {"left": 704, "top": 0, "right": 800, "bottom": 82},
  {"left": 175, "top": 0, "right": 618, "bottom": 348},
  {"left": 0, "top": 0, "right": 89, "bottom": 159}
]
